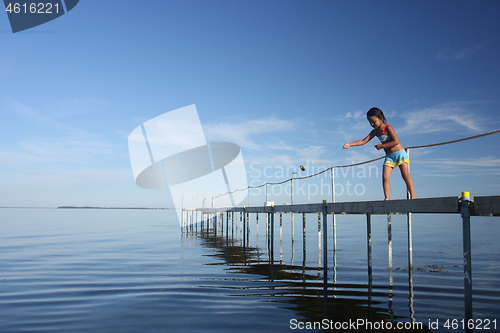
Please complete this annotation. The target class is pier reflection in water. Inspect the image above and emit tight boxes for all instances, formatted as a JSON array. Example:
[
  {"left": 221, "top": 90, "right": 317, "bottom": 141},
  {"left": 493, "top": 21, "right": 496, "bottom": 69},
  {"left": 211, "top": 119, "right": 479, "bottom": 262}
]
[{"left": 181, "top": 210, "right": 431, "bottom": 332}]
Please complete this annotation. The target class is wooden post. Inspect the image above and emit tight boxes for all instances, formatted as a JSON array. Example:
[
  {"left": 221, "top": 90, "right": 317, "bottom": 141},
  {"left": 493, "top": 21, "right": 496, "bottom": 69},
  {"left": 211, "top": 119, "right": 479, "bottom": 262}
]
[
  {"left": 181, "top": 195, "right": 184, "bottom": 226},
  {"left": 243, "top": 208, "right": 246, "bottom": 264},
  {"left": 461, "top": 191, "right": 473, "bottom": 331},
  {"left": 243, "top": 208, "right": 246, "bottom": 250},
  {"left": 388, "top": 213, "right": 394, "bottom": 319},
  {"left": 240, "top": 212, "right": 243, "bottom": 243},
  {"left": 214, "top": 211, "right": 217, "bottom": 246},
  {"left": 266, "top": 184, "right": 269, "bottom": 259},
  {"left": 270, "top": 206, "right": 275, "bottom": 264},
  {"left": 226, "top": 211, "right": 229, "bottom": 246},
  {"left": 279, "top": 213, "right": 283, "bottom": 263},
  {"left": 302, "top": 212, "right": 306, "bottom": 267},
  {"left": 266, "top": 212, "right": 269, "bottom": 262},
  {"left": 331, "top": 168, "right": 337, "bottom": 277},
  {"left": 206, "top": 211, "right": 210, "bottom": 236},
  {"left": 322, "top": 200, "right": 328, "bottom": 320},
  {"left": 318, "top": 212, "right": 322, "bottom": 269},
  {"left": 331, "top": 166, "right": 336, "bottom": 203},
  {"left": 256, "top": 213, "right": 259, "bottom": 248},
  {"left": 367, "top": 213, "right": 372, "bottom": 277},
  {"left": 246, "top": 210, "right": 250, "bottom": 249},
  {"left": 291, "top": 178, "right": 295, "bottom": 259},
  {"left": 406, "top": 148, "right": 413, "bottom": 269},
  {"left": 231, "top": 212, "right": 234, "bottom": 240},
  {"left": 291, "top": 211, "right": 295, "bottom": 261},
  {"left": 322, "top": 200, "right": 328, "bottom": 283},
  {"left": 388, "top": 213, "right": 393, "bottom": 269},
  {"left": 367, "top": 213, "right": 373, "bottom": 322}
]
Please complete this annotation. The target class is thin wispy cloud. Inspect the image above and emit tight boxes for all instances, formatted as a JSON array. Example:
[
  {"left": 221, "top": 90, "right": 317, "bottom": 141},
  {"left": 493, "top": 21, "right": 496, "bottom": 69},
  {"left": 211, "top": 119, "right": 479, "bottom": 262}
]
[
  {"left": 203, "top": 116, "right": 298, "bottom": 150},
  {"left": 427, "top": 157, "right": 500, "bottom": 168},
  {"left": 416, "top": 156, "right": 500, "bottom": 178},
  {"left": 2, "top": 167, "right": 131, "bottom": 188},
  {"left": 325, "top": 111, "right": 370, "bottom": 143},
  {"left": 204, "top": 116, "right": 339, "bottom": 170},
  {"left": 41, "top": 98, "right": 107, "bottom": 118},
  {"left": 1, "top": 98, "right": 121, "bottom": 169},
  {"left": 1, "top": 137, "right": 117, "bottom": 168},
  {"left": 343, "top": 110, "right": 365, "bottom": 119},
  {"left": 2, "top": 96, "right": 90, "bottom": 136},
  {"left": 399, "top": 103, "right": 484, "bottom": 134},
  {"left": 265, "top": 139, "right": 326, "bottom": 157},
  {"left": 435, "top": 44, "right": 483, "bottom": 61},
  {"left": 329, "top": 109, "right": 400, "bottom": 144}
]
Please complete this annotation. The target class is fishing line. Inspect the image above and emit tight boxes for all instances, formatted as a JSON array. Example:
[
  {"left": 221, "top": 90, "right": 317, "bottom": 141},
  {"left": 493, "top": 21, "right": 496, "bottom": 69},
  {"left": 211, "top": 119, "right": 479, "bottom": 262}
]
[{"left": 312, "top": 147, "right": 343, "bottom": 165}]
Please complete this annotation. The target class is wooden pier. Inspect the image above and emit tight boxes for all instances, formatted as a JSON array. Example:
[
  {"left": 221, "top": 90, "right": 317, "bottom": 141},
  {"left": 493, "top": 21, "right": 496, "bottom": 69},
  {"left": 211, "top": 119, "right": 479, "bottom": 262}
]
[{"left": 182, "top": 194, "right": 500, "bottom": 332}]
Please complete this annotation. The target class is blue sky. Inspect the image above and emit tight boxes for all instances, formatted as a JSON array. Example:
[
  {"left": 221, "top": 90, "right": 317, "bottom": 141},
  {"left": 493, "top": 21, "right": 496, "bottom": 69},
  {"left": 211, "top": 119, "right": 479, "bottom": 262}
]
[{"left": 1, "top": 0, "right": 500, "bottom": 208}]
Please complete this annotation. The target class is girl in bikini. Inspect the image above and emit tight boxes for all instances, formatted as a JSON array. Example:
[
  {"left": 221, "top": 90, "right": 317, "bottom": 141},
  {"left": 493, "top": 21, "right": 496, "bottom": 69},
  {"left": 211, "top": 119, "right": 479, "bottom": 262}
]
[{"left": 343, "top": 107, "right": 415, "bottom": 200}]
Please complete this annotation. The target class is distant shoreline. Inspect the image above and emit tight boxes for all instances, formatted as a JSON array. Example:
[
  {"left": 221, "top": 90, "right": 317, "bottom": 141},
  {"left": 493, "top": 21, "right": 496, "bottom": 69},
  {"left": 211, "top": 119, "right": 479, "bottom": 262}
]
[
  {"left": 0, "top": 206, "right": 174, "bottom": 210},
  {"left": 58, "top": 206, "right": 174, "bottom": 210}
]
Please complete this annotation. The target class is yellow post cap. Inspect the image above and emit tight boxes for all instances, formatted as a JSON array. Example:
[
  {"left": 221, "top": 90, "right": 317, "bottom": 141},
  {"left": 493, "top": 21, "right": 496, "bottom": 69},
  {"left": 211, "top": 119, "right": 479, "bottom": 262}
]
[
  {"left": 323, "top": 200, "right": 327, "bottom": 203},
  {"left": 462, "top": 191, "right": 470, "bottom": 198}
]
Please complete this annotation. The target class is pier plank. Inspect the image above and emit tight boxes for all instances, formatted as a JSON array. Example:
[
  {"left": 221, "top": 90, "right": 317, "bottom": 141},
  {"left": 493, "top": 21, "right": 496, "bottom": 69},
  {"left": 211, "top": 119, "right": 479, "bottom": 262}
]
[
  {"left": 328, "top": 197, "right": 459, "bottom": 214},
  {"left": 474, "top": 196, "right": 500, "bottom": 216},
  {"left": 193, "top": 196, "right": 500, "bottom": 216}
]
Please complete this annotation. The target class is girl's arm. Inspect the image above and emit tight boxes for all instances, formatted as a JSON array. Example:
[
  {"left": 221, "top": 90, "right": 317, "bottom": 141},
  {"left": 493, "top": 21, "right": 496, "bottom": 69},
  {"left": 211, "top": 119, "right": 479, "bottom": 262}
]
[
  {"left": 343, "top": 130, "right": 375, "bottom": 149},
  {"left": 375, "top": 125, "right": 400, "bottom": 149}
]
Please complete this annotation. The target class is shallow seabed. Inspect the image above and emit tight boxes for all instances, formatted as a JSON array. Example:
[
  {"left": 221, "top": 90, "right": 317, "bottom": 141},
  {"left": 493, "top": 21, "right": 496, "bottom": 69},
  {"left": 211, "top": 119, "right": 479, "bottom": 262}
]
[{"left": 0, "top": 208, "right": 499, "bottom": 332}]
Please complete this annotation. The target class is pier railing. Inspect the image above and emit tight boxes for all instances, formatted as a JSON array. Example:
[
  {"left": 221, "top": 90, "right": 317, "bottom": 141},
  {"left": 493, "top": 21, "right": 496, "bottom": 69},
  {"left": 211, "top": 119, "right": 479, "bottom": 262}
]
[{"left": 205, "top": 128, "right": 500, "bottom": 208}]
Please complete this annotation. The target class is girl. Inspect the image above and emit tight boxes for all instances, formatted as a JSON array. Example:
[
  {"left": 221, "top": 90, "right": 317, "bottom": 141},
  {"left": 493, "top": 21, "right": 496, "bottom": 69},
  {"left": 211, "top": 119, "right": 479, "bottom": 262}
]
[{"left": 343, "top": 107, "right": 415, "bottom": 200}]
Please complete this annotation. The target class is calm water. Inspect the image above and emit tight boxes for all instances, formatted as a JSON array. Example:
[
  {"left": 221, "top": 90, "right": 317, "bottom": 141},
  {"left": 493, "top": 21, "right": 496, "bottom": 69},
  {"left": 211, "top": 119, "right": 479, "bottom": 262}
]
[{"left": 1, "top": 208, "right": 499, "bottom": 332}]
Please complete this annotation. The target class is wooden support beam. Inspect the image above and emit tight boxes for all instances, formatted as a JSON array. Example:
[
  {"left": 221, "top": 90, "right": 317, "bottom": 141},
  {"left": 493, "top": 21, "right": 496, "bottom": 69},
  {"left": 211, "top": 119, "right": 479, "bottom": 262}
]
[
  {"left": 473, "top": 195, "right": 500, "bottom": 216},
  {"left": 231, "top": 197, "right": 460, "bottom": 214},
  {"left": 189, "top": 195, "right": 500, "bottom": 216},
  {"left": 328, "top": 197, "right": 460, "bottom": 214}
]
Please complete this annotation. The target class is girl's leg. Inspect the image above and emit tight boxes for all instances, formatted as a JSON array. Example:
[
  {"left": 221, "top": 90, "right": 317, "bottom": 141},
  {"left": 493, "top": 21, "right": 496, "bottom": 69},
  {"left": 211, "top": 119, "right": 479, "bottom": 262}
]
[
  {"left": 382, "top": 165, "right": 394, "bottom": 200},
  {"left": 399, "top": 163, "right": 415, "bottom": 199}
]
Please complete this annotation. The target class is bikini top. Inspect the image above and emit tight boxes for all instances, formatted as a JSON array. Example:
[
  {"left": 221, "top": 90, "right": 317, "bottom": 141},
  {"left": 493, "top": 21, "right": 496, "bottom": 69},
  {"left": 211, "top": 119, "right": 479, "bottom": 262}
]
[{"left": 377, "top": 124, "right": 392, "bottom": 142}]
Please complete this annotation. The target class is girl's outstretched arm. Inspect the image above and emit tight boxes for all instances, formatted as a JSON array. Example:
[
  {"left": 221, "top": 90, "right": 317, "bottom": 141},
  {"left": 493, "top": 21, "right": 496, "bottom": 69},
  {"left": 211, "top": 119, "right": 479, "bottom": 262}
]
[{"left": 343, "top": 130, "right": 375, "bottom": 149}]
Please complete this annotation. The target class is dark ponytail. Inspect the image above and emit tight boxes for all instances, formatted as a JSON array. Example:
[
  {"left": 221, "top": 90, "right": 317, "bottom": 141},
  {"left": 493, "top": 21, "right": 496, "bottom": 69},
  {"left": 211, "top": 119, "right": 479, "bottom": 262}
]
[{"left": 366, "top": 107, "right": 387, "bottom": 123}]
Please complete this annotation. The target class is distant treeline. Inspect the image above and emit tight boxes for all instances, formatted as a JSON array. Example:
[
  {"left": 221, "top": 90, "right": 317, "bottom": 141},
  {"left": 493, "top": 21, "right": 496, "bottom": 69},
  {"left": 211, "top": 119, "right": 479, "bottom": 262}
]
[{"left": 57, "top": 206, "right": 173, "bottom": 210}]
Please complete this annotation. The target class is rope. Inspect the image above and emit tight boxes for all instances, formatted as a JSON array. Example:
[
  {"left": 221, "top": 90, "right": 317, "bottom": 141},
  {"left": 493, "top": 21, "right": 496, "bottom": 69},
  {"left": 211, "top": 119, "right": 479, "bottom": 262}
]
[
  {"left": 406, "top": 128, "right": 500, "bottom": 149},
  {"left": 211, "top": 128, "right": 500, "bottom": 198}
]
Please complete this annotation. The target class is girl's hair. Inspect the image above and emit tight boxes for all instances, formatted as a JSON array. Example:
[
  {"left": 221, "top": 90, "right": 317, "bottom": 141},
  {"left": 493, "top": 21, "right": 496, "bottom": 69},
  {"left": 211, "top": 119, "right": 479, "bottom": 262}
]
[{"left": 366, "top": 107, "right": 387, "bottom": 123}]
